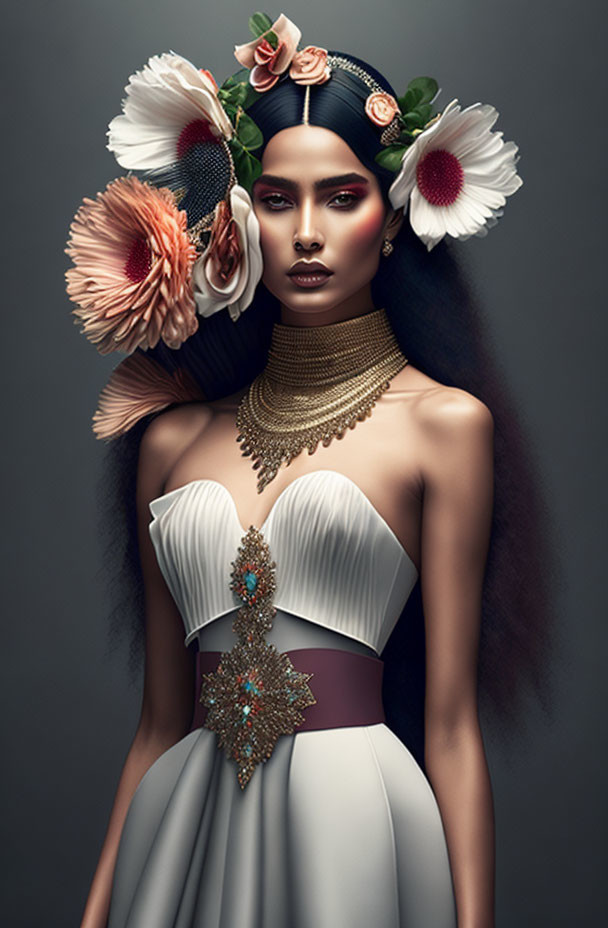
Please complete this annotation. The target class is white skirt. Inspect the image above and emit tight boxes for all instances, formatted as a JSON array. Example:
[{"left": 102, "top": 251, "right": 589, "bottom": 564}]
[{"left": 108, "top": 613, "right": 456, "bottom": 927}]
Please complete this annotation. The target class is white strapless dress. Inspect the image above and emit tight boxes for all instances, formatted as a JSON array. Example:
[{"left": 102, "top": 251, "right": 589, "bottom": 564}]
[{"left": 107, "top": 469, "right": 456, "bottom": 928}]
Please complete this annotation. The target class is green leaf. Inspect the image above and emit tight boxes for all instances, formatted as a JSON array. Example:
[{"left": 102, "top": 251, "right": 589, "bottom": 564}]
[
  {"left": 236, "top": 112, "right": 263, "bottom": 151},
  {"left": 230, "top": 83, "right": 250, "bottom": 106},
  {"left": 398, "top": 88, "right": 422, "bottom": 112},
  {"left": 219, "top": 81, "right": 254, "bottom": 109},
  {"left": 249, "top": 12, "right": 273, "bottom": 37},
  {"left": 417, "top": 103, "right": 433, "bottom": 123},
  {"left": 374, "top": 145, "right": 407, "bottom": 172},
  {"left": 232, "top": 145, "right": 263, "bottom": 193},
  {"left": 220, "top": 74, "right": 238, "bottom": 90},
  {"left": 406, "top": 77, "right": 439, "bottom": 106},
  {"left": 249, "top": 155, "right": 263, "bottom": 185},
  {"left": 401, "top": 112, "right": 419, "bottom": 129},
  {"left": 230, "top": 66, "right": 252, "bottom": 85},
  {"left": 242, "top": 83, "right": 262, "bottom": 109}
]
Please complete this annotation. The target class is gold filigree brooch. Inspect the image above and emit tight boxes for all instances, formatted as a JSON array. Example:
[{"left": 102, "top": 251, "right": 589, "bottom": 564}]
[{"left": 199, "top": 525, "right": 316, "bottom": 788}]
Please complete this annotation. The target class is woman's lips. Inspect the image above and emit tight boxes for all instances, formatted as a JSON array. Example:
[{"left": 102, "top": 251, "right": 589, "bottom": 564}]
[{"left": 288, "top": 271, "right": 333, "bottom": 289}]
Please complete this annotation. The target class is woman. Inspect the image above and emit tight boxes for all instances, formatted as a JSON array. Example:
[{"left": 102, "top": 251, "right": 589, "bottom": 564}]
[{"left": 68, "top": 14, "right": 555, "bottom": 928}]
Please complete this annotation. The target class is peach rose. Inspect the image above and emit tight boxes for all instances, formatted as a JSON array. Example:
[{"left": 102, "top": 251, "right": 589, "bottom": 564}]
[
  {"left": 365, "top": 91, "right": 400, "bottom": 127},
  {"left": 253, "top": 37, "right": 281, "bottom": 68},
  {"left": 234, "top": 14, "right": 301, "bottom": 93},
  {"left": 249, "top": 64, "right": 281, "bottom": 93},
  {"left": 289, "top": 46, "right": 331, "bottom": 85},
  {"left": 249, "top": 38, "right": 287, "bottom": 92}
]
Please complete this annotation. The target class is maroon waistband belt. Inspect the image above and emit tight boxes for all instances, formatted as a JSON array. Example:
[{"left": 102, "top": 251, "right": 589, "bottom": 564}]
[{"left": 190, "top": 647, "right": 385, "bottom": 735}]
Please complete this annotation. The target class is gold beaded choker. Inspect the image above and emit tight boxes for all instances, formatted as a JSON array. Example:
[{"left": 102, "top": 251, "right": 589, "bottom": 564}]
[{"left": 235, "top": 307, "right": 409, "bottom": 493}]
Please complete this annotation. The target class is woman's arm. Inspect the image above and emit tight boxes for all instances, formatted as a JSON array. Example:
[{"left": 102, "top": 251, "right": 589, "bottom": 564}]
[
  {"left": 80, "top": 407, "right": 210, "bottom": 928},
  {"left": 418, "top": 390, "right": 496, "bottom": 928}
]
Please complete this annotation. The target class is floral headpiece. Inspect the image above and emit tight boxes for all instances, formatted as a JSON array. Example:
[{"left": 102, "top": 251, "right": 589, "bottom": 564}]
[{"left": 65, "top": 11, "right": 522, "bottom": 438}]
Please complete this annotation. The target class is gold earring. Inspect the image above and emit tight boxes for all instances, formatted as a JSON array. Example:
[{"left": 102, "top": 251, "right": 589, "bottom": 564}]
[{"left": 382, "top": 238, "right": 394, "bottom": 257}]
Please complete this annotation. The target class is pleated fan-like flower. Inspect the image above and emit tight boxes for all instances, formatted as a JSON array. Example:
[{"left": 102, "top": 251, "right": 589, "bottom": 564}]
[
  {"left": 65, "top": 175, "right": 199, "bottom": 354},
  {"left": 388, "top": 98, "right": 523, "bottom": 251}
]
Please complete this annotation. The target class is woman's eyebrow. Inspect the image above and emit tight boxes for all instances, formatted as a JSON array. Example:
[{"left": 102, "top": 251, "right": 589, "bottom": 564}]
[{"left": 253, "top": 172, "right": 370, "bottom": 192}]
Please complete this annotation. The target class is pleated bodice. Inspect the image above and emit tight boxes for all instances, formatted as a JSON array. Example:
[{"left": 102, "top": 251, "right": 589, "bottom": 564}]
[{"left": 148, "top": 469, "right": 419, "bottom": 654}]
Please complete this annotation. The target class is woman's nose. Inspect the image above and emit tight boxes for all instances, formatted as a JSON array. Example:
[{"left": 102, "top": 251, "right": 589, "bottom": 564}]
[{"left": 293, "top": 200, "right": 324, "bottom": 252}]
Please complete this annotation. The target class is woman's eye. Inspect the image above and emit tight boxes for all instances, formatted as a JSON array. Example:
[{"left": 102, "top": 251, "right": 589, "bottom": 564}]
[
  {"left": 260, "top": 193, "right": 291, "bottom": 210},
  {"left": 258, "top": 191, "right": 361, "bottom": 210},
  {"left": 330, "top": 191, "right": 361, "bottom": 208}
]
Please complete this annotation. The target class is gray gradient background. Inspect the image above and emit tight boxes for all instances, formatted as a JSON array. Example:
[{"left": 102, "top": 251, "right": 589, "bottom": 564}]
[{"left": 2, "top": 1, "right": 606, "bottom": 925}]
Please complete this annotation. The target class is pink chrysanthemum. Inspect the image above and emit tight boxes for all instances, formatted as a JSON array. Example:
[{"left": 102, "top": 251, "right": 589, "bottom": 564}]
[{"left": 65, "top": 175, "right": 199, "bottom": 354}]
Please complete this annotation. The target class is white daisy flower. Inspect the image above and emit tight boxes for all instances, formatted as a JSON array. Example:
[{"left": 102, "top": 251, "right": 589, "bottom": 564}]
[
  {"left": 107, "top": 52, "right": 233, "bottom": 171},
  {"left": 192, "top": 185, "right": 264, "bottom": 323},
  {"left": 388, "top": 98, "right": 523, "bottom": 251}
]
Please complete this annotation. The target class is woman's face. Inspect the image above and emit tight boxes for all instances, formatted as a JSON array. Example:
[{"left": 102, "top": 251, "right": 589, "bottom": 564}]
[{"left": 251, "top": 125, "right": 401, "bottom": 325}]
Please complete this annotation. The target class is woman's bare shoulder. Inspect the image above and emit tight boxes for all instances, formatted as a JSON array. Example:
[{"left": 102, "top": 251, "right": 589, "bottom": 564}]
[
  {"left": 392, "top": 363, "right": 494, "bottom": 432},
  {"left": 142, "top": 402, "right": 212, "bottom": 447},
  {"left": 418, "top": 384, "right": 494, "bottom": 439},
  {"left": 401, "top": 369, "right": 494, "bottom": 492},
  {"left": 138, "top": 402, "right": 215, "bottom": 490},
  {"left": 137, "top": 384, "right": 250, "bottom": 490}
]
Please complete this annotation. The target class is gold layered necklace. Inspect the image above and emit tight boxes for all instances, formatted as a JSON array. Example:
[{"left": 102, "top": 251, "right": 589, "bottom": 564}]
[{"left": 235, "top": 307, "right": 409, "bottom": 493}]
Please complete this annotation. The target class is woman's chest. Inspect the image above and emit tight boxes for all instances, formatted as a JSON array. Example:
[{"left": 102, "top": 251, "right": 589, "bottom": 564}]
[{"left": 164, "top": 393, "right": 423, "bottom": 571}]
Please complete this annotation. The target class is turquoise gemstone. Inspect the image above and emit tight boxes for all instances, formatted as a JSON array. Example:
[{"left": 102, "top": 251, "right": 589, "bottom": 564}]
[{"left": 244, "top": 571, "right": 258, "bottom": 592}]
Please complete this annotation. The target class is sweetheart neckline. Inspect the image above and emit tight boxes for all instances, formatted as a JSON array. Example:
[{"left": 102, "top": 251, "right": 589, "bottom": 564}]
[{"left": 150, "top": 469, "right": 419, "bottom": 574}]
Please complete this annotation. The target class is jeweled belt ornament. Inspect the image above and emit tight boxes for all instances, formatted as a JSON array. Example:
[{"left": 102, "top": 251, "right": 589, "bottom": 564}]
[{"left": 199, "top": 525, "right": 316, "bottom": 788}]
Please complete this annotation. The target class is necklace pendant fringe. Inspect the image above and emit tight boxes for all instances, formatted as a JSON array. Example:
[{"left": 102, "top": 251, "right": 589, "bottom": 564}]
[{"left": 234, "top": 308, "right": 408, "bottom": 494}]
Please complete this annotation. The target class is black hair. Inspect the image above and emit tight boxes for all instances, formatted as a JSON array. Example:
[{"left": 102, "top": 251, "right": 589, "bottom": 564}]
[
  {"left": 244, "top": 52, "right": 399, "bottom": 201},
  {"left": 97, "top": 52, "right": 562, "bottom": 771}
]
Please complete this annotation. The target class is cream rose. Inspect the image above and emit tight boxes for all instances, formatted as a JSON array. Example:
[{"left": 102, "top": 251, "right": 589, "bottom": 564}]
[{"left": 192, "top": 185, "right": 264, "bottom": 322}]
